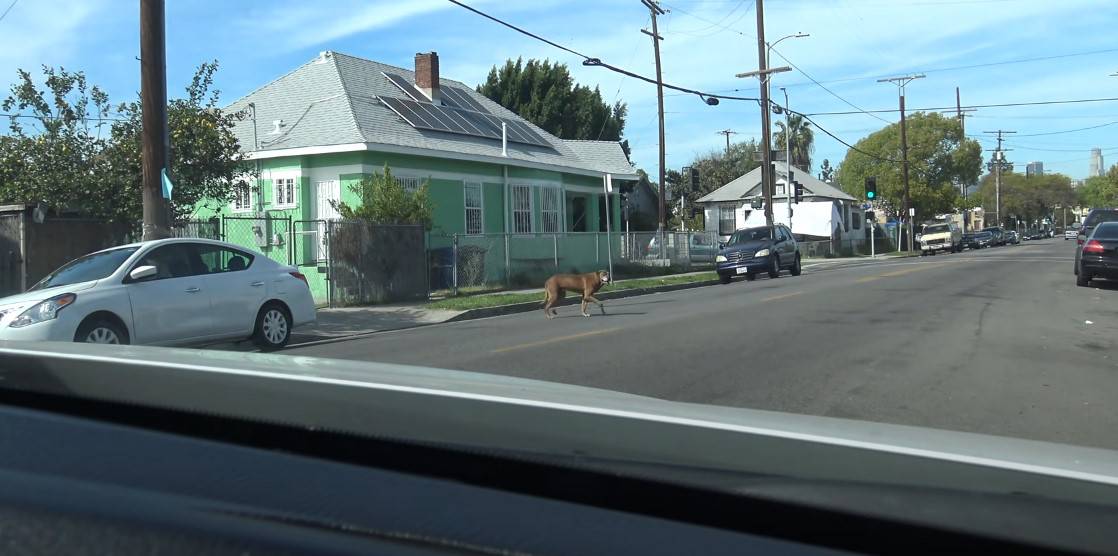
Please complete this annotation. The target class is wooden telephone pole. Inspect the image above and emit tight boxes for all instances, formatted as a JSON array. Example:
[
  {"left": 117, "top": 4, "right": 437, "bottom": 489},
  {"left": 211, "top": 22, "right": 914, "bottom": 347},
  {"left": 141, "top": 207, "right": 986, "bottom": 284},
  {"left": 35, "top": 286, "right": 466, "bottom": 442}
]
[
  {"left": 140, "top": 0, "right": 170, "bottom": 240},
  {"left": 641, "top": 0, "right": 667, "bottom": 231}
]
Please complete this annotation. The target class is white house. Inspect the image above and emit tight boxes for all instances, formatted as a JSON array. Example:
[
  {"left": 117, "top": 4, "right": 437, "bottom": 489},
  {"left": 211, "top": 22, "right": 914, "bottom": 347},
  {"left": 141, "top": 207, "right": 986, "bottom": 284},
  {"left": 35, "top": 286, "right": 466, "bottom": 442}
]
[{"left": 697, "top": 162, "right": 866, "bottom": 243}]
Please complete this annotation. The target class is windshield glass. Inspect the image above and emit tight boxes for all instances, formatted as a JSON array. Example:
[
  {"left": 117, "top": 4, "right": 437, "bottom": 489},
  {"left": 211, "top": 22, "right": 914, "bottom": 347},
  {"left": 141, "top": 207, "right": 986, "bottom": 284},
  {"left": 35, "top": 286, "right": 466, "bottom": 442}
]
[
  {"left": 30, "top": 247, "right": 138, "bottom": 291},
  {"left": 727, "top": 227, "right": 770, "bottom": 245},
  {"left": 923, "top": 224, "right": 949, "bottom": 234},
  {"left": 1086, "top": 211, "right": 1118, "bottom": 228},
  {"left": 1093, "top": 223, "right": 1118, "bottom": 239}
]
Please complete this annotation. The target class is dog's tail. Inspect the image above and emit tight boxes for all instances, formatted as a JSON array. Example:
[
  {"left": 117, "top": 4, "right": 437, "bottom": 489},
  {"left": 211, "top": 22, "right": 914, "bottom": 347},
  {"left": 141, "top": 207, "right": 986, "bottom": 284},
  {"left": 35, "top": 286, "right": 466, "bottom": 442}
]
[{"left": 541, "top": 288, "right": 549, "bottom": 306}]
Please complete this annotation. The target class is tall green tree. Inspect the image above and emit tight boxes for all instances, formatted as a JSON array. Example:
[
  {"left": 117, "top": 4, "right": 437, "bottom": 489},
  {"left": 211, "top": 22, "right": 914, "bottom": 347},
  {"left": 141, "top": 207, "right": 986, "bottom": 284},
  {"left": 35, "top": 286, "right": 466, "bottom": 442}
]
[
  {"left": 331, "top": 164, "right": 433, "bottom": 228},
  {"left": 477, "top": 58, "right": 628, "bottom": 155},
  {"left": 774, "top": 113, "right": 814, "bottom": 172},
  {"left": 836, "top": 112, "right": 982, "bottom": 220},
  {"left": 669, "top": 139, "right": 762, "bottom": 212},
  {"left": 1078, "top": 164, "right": 1118, "bottom": 208},
  {"left": 975, "top": 171, "right": 1076, "bottom": 228},
  {"left": 0, "top": 62, "right": 248, "bottom": 223}
]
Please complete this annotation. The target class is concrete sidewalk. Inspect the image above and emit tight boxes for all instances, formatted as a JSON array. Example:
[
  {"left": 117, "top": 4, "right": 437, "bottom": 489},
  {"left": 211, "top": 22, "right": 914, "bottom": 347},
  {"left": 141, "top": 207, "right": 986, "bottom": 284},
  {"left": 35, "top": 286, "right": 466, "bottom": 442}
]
[{"left": 296, "top": 304, "right": 464, "bottom": 341}]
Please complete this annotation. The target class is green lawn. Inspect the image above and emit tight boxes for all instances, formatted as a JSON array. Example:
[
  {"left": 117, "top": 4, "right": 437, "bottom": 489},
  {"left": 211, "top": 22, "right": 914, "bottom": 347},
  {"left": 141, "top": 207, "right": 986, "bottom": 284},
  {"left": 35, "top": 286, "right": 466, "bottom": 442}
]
[{"left": 427, "top": 271, "right": 719, "bottom": 311}]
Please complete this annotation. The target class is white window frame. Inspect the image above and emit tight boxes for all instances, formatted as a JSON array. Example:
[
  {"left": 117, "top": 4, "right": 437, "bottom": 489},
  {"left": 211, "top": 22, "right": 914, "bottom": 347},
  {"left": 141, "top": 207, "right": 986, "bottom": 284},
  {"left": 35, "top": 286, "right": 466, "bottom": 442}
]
[
  {"left": 273, "top": 176, "right": 298, "bottom": 209},
  {"left": 719, "top": 203, "right": 737, "bottom": 235},
  {"left": 464, "top": 181, "right": 484, "bottom": 235},
  {"left": 511, "top": 184, "right": 533, "bottom": 234},
  {"left": 394, "top": 175, "right": 422, "bottom": 194},
  {"left": 540, "top": 186, "right": 561, "bottom": 234},
  {"left": 231, "top": 181, "right": 254, "bottom": 213}
]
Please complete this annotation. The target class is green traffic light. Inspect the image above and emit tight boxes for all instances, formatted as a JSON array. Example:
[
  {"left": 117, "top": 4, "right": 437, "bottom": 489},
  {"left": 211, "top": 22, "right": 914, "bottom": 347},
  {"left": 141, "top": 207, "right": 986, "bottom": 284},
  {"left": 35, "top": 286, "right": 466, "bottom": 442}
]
[{"left": 867, "top": 191, "right": 876, "bottom": 199}]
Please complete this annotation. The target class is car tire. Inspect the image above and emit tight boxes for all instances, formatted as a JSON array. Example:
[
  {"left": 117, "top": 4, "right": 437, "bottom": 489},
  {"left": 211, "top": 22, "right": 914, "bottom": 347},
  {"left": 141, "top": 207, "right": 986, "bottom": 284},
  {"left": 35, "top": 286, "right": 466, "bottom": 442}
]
[
  {"left": 768, "top": 256, "right": 780, "bottom": 279},
  {"left": 253, "top": 303, "right": 292, "bottom": 350},
  {"left": 1076, "top": 268, "right": 1091, "bottom": 287},
  {"left": 790, "top": 254, "right": 802, "bottom": 276},
  {"left": 719, "top": 274, "right": 732, "bottom": 285},
  {"left": 75, "top": 317, "right": 129, "bottom": 345}
]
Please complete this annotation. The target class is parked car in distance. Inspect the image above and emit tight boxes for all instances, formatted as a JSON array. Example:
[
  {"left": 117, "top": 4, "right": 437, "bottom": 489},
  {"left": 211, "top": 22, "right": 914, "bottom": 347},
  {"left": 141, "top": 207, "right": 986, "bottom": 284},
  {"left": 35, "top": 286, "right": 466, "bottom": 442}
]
[
  {"left": 1075, "top": 208, "right": 1118, "bottom": 279},
  {"left": 1005, "top": 230, "right": 1020, "bottom": 245},
  {"left": 0, "top": 238, "right": 316, "bottom": 349},
  {"left": 1076, "top": 222, "right": 1118, "bottom": 287},
  {"left": 966, "top": 231, "right": 994, "bottom": 249},
  {"left": 715, "top": 224, "right": 800, "bottom": 284},
  {"left": 982, "top": 226, "right": 1006, "bottom": 246},
  {"left": 961, "top": 232, "right": 975, "bottom": 248},
  {"left": 919, "top": 222, "right": 962, "bottom": 255},
  {"left": 1065, "top": 227, "right": 1080, "bottom": 240},
  {"left": 688, "top": 232, "right": 717, "bottom": 262}
]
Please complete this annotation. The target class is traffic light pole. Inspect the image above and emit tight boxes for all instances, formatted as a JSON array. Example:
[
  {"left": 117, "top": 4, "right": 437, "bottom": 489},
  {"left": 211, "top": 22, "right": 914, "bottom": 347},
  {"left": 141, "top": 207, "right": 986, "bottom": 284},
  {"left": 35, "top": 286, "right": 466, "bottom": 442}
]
[{"left": 783, "top": 88, "right": 792, "bottom": 224}]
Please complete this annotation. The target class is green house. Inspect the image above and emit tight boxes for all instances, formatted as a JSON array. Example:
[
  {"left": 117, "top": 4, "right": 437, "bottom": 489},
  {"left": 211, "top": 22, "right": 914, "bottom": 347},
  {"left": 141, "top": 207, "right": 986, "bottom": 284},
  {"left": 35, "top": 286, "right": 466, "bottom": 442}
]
[{"left": 196, "top": 50, "right": 637, "bottom": 304}]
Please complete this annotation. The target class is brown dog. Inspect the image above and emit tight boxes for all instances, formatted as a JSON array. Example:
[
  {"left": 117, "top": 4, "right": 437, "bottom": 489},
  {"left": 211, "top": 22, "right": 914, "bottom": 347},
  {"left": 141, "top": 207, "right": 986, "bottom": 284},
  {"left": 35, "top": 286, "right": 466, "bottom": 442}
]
[{"left": 542, "top": 270, "right": 611, "bottom": 319}]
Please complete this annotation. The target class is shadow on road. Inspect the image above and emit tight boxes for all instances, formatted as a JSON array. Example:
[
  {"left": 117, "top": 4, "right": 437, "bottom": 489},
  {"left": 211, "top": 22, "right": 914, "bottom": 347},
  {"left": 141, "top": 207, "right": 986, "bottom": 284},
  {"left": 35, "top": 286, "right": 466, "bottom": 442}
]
[{"left": 1085, "top": 279, "right": 1118, "bottom": 291}]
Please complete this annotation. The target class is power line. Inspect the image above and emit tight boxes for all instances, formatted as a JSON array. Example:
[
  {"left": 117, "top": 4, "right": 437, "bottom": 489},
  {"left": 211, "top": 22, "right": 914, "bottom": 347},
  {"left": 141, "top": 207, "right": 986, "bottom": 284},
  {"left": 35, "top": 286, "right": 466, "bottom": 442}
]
[
  {"left": 0, "top": 0, "right": 18, "bottom": 23},
  {"left": 662, "top": 0, "right": 755, "bottom": 37},
  {"left": 445, "top": 0, "right": 759, "bottom": 104},
  {"left": 769, "top": 46, "right": 890, "bottom": 124},
  {"left": 806, "top": 96, "right": 1118, "bottom": 116},
  {"left": 1014, "top": 120, "right": 1118, "bottom": 137}
]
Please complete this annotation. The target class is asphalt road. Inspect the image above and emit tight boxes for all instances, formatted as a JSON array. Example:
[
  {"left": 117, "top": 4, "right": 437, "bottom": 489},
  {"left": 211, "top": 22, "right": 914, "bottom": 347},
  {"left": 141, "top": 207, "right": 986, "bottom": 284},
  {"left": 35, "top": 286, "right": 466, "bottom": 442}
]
[{"left": 287, "top": 238, "right": 1118, "bottom": 450}]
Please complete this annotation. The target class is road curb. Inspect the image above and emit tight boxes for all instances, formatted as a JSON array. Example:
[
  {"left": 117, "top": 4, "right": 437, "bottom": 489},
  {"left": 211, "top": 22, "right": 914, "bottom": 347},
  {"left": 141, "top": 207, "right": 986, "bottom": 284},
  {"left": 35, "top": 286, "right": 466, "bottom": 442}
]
[{"left": 445, "top": 279, "right": 721, "bottom": 322}]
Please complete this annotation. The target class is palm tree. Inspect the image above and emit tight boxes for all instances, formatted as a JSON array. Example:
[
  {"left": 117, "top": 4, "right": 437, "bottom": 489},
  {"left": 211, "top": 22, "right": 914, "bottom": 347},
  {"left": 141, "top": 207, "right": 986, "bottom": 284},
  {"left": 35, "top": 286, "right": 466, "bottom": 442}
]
[{"left": 774, "top": 114, "right": 815, "bottom": 173}]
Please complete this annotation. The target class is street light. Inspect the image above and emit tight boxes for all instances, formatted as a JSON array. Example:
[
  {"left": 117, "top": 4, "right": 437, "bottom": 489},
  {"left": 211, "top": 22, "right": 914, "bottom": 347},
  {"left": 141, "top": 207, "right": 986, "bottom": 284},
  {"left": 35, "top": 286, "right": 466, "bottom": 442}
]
[{"left": 767, "top": 32, "right": 809, "bottom": 62}]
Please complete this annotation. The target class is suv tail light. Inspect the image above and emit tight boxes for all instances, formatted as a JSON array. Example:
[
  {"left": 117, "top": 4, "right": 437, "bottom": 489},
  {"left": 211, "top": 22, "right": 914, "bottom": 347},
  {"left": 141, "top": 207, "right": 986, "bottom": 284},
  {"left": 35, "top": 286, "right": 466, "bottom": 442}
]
[
  {"left": 1083, "top": 240, "right": 1105, "bottom": 254},
  {"left": 290, "top": 271, "right": 309, "bottom": 286}
]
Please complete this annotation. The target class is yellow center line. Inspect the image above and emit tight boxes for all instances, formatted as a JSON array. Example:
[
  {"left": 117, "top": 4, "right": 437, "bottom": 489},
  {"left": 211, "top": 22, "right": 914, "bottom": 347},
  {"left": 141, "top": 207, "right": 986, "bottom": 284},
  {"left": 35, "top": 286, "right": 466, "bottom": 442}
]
[
  {"left": 492, "top": 326, "right": 622, "bottom": 354},
  {"left": 761, "top": 291, "right": 804, "bottom": 302}
]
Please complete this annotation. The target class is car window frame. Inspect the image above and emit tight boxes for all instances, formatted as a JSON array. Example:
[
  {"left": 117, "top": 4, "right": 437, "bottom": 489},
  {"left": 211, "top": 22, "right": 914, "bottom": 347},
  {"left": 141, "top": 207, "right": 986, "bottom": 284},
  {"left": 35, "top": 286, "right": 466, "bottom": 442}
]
[{"left": 124, "top": 243, "right": 208, "bottom": 284}]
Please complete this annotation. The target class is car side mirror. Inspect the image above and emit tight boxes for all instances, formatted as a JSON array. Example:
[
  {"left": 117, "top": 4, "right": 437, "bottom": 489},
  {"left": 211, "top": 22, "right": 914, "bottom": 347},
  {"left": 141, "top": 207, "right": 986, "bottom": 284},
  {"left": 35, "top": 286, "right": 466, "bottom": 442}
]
[
  {"left": 129, "top": 265, "right": 157, "bottom": 282},
  {"left": 718, "top": 243, "right": 725, "bottom": 250}
]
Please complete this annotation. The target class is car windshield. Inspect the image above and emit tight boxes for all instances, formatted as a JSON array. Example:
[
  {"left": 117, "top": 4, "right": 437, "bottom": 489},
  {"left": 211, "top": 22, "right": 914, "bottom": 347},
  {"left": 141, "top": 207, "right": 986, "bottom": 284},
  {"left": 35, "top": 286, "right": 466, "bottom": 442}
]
[
  {"left": 1093, "top": 223, "right": 1118, "bottom": 239},
  {"left": 9, "top": 1, "right": 1118, "bottom": 529},
  {"left": 29, "top": 247, "right": 139, "bottom": 291},
  {"left": 727, "top": 228, "right": 771, "bottom": 244}
]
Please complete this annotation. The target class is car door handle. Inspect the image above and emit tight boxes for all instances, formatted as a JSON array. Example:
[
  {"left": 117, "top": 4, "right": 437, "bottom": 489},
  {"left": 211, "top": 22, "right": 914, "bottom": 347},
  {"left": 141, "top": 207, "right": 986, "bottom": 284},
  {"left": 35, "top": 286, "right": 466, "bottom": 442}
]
[
  {"left": 250, "top": 281, "right": 264, "bottom": 287},
  {"left": 185, "top": 287, "right": 201, "bottom": 293}
]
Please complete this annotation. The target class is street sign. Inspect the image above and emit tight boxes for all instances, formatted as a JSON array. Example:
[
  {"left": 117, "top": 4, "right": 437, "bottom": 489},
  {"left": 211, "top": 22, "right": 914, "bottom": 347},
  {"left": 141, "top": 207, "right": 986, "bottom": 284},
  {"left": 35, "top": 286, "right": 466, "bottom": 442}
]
[
  {"left": 909, "top": 207, "right": 915, "bottom": 216},
  {"left": 604, "top": 173, "right": 613, "bottom": 194}
]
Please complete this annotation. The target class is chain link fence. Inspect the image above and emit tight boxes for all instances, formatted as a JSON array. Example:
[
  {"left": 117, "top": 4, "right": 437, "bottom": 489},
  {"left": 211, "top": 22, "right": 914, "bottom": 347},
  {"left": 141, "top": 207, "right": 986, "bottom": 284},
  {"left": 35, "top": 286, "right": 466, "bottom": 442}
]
[
  {"left": 328, "top": 221, "right": 426, "bottom": 306},
  {"left": 798, "top": 237, "right": 894, "bottom": 258},
  {"left": 221, "top": 215, "right": 292, "bottom": 266},
  {"left": 428, "top": 231, "right": 719, "bottom": 294}
]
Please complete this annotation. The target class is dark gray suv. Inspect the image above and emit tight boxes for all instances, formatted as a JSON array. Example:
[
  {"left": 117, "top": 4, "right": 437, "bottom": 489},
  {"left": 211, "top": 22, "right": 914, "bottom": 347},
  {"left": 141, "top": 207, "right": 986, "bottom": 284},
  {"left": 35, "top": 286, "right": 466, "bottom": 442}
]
[
  {"left": 1075, "top": 208, "right": 1118, "bottom": 277},
  {"left": 715, "top": 224, "right": 801, "bottom": 284}
]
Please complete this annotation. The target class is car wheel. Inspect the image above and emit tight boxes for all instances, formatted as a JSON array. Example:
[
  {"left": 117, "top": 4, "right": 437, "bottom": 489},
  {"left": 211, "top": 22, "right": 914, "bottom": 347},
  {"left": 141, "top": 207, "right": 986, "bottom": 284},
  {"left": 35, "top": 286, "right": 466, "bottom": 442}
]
[
  {"left": 75, "top": 318, "right": 129, "bottom": 345},
  {"left": 768, "top": 256, "right": 780, "bottom": 279},
  {"left": 1076, "top": 268, "right": 1091, "bottom": 287},
  {"left": 253, "top": 303, "right": 292, "bottom": 350},
  {"left": 719, "top": 274, "right": 732, "bottom": 285},
  {"left": 790, "top": 254, "right": 802, "bottom": 276}
]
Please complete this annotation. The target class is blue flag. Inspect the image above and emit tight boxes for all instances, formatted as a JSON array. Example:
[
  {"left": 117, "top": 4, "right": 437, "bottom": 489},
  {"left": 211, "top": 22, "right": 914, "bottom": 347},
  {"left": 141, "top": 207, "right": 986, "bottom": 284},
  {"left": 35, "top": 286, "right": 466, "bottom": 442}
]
[{"left": 161, "top": 168, "right": 174, "bottom": 200}]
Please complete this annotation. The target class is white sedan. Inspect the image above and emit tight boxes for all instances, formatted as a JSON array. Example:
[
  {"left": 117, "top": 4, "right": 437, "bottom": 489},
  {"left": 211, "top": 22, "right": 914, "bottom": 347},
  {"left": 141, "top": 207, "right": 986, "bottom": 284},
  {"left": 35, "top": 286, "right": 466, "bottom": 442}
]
[{"left": 0, "top": 238, "right": 315, "bottom": 349}]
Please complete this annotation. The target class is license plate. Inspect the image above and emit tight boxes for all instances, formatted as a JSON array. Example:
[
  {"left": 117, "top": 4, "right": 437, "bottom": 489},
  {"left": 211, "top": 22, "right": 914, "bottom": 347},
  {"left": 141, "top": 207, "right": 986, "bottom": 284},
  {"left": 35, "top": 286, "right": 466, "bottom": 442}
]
[{"left": 736, "top": 267, "right": 749, "bottom": 275}]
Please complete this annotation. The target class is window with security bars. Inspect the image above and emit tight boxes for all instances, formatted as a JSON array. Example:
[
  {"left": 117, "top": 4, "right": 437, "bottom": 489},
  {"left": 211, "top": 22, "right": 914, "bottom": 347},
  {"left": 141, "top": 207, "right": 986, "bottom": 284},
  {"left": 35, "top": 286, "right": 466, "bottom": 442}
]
[
  {"left": 464, "top": 182, "right": 483, "bottom": 235},
  {"left": 274, "top": 177, "right": 297, "bottom": 208},
  {"left": 395, "top": 176, "right": 421, "bottom": 194},
  {"left": 232, "top": 183, "right": 252, "bottom": 212},
  {"left": 512, "top": 184, "right": 532, "bottom": 233},
  {"left": 540, "top": 187, "right": 560, "bottom": 233},
  {"left": 719, "top": 203, "right": 737, "bottom": 235}
]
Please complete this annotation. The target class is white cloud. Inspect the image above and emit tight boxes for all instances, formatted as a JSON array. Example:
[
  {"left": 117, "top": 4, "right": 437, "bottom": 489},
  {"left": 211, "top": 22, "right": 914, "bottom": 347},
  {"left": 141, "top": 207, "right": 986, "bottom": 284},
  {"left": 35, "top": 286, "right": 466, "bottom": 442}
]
[
  {"left": 0, "top": 0, "right": 103, "bottom": 75},
  {"left": 240, "top": 0, "right": 455, "bottom": 52}
]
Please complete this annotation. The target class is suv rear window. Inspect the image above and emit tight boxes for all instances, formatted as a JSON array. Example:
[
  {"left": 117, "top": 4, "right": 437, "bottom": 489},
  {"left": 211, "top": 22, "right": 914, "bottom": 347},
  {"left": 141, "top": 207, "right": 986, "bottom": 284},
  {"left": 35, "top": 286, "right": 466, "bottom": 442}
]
[
  {"left": 1093, "top": 222, "right": 1118, "bottom": 240},
  {"left": 1084, "top": 210, "right": 1118, "bottom": 229}
]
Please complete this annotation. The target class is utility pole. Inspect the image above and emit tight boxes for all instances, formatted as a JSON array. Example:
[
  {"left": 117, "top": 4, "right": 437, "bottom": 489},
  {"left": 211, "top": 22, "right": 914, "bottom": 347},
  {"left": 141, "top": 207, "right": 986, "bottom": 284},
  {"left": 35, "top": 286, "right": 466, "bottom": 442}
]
[
  {"left": 983, "top": 130, "right": 1016, "bottom": 228},
  {"left": 754, "top": 0, "right": 773, "bottom": 228},
  {"left": 943, "top": 88, "right": 976, "bottom": 233},
  {"left": 878, "top": 74, "right": 924, "bottom": 251},
  {"left": 716, "top": 129, "right": 738, "bottom": 156},
  {"left": 641, "top": 0, "right": 667, "bottom": 231},
  {"left": 140, "top": 0, "right": 171, "bottom": 240},
  {"left": 781, "top": 87, "right": 792, "bottom": 223}
]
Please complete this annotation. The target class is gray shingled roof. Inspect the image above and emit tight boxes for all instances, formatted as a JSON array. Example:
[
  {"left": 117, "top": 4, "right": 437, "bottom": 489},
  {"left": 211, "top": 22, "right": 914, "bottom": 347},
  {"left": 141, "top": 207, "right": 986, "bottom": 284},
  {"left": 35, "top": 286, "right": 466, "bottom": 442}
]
[
  {"left": 696, "top": 162, "right": 856, "bottom": 203},
  {"left": 225, "top": 51, "right": 632, "bottom": 178}
]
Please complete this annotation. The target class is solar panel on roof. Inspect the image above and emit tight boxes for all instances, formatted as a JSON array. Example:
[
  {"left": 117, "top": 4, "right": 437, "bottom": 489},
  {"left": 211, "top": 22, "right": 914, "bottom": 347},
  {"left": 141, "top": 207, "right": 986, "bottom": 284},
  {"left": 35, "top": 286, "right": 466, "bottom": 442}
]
[
  {"left": 378, "top": 95, "right": 551, "bottom": 148},
  {"left": 441, "top": 86, "right": 490, "bottom": 113},
  {"left": 383, "top": 72, "right": 427, "bottom": 102}
]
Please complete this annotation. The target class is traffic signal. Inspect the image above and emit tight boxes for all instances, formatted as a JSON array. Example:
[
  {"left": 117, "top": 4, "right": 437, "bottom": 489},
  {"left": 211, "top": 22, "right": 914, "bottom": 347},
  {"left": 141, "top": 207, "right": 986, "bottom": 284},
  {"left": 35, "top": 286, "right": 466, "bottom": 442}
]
[
  {"left": 690, "top": 167, "right": 700, "bottom": 188},
  {"left": 865, "top": 177, "right": 877, "bottom": 200},
  {"left": 794, "top": 181, "right": 804, "bottom": 203},
  {"left": 865, "top": 210, "right": 875, "bottom": 222}
]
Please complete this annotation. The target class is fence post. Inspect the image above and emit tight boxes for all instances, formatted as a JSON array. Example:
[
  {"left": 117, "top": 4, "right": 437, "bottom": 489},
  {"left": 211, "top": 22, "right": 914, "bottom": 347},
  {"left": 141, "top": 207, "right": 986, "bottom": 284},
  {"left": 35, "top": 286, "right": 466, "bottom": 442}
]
[
  {"left": 287, "top": 215, "right": 293, "bottom": 265},
  {"left": 595, "top": 232, "right": 600, "bottom": 263},
  {"left": 553, "top": 234, "right": 559, "bottom": 273},
  {"left": 326, "top": 220, "right": 335, "bottom": 307},
  {"left": 504, "top": 233, "right": 511, "bottom": 287},
  {"left": 452, "top": 233, "right": 459, "bottom": 297}
]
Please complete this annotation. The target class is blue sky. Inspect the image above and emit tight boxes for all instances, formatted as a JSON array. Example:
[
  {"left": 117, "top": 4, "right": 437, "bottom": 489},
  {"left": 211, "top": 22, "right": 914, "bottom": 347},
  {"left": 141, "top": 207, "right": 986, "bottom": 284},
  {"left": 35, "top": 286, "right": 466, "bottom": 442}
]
[{"left": 2, "top": 0, "right": 1117, "bottom": 180}]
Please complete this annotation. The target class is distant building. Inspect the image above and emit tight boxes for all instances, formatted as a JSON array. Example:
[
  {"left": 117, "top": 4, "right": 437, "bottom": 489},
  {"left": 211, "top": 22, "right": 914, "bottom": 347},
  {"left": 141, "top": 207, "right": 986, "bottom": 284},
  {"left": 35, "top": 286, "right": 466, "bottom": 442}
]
[
  {"left": 1090, "top": 148, "right": 1104, "bottom": 177},
  {"left": 1072, "top": 179, "right": 1085, "bottom": 189},
  {"left": 1026, "top": 161, "right": 1044, "bottom": 177}
]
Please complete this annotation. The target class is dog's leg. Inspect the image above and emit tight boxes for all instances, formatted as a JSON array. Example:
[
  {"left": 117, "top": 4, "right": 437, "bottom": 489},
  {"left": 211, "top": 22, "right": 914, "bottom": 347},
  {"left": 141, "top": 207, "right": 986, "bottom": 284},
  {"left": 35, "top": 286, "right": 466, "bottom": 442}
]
[
  {"left": 581, "top": 298, "right": 591, "bottom": 317},
  {"left": 586, "top": 295, "right": 606, "bottom": 315}
]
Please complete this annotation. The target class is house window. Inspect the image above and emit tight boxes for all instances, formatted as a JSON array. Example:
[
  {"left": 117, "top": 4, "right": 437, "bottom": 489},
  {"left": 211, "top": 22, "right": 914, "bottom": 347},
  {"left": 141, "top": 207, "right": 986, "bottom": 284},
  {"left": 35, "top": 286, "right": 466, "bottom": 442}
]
[
  {"left": 540, "top": 187, "right": 560, "bottom": 233},
  {"left": 232, "top": 182, "right": 253, "bottom": 213},
  {"left": 273, "top": 177, "right": 297, "bottom": 208},
  {"left": 395, "top": 176, "right": 421, "bottom": 194},
  {"left": 719, "top": 203, "right": 737, "bottom": 235},
  {"left": 464, "top": 182, "right": 483, "bottom": 235},
  {"left": 512, "top": 184, "right": 532, "bottom": 233},
  {"left": 775, "top": 182, "right": 786, "bottom": 196}
]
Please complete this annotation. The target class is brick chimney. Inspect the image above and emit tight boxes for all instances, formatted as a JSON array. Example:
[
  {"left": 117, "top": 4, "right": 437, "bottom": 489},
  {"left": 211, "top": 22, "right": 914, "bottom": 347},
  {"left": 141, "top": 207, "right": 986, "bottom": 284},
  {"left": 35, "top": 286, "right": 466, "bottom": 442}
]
[{"left": 414, "top": 51, "right": 440, "bottom": 103}]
